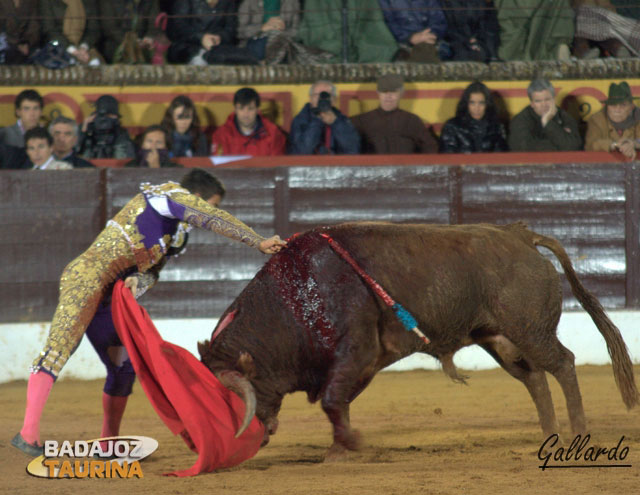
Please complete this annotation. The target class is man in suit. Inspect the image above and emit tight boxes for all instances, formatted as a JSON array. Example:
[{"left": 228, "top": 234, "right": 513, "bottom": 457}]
[
  {"left": 49, "top": 116, "right": 95, "bottom": 168},
  {"left": 0, "top": 89, "right": 44, "bottom": 148},
  {"left": 0, "top": 143, "right": 28, "bottom": 169}
]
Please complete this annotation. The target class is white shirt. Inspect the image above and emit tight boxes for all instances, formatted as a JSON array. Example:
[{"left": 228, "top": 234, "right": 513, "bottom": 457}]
[{"left": 33, "top": 155, "right": 73, "bottom": 170}]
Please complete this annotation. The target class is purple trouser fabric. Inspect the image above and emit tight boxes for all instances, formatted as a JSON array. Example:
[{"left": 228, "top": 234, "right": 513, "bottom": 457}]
[{"left": 85, "top": 302, "right": 136, "bottom": 396}]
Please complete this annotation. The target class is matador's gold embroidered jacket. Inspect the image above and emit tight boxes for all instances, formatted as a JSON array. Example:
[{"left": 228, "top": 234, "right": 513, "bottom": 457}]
[
  {"left": 32, "top": 181, "right": 266, "bottom": 377},
  {"left": 109, "top": 181, "right": 265, "bottom": 273}
]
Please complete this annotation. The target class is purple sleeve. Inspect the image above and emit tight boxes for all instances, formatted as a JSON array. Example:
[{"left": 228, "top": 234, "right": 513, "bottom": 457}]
[{"left": 166, "top": 193, "right": 265, "bottom": 248}]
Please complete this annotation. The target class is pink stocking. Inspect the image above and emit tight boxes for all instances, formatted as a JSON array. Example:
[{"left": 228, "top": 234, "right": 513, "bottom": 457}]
[
  {"left": 100, "top": 393, "right": 128, "bottom": 451},
  {"left": 20, "top": 371, "right": 55, "bottom": 446}
]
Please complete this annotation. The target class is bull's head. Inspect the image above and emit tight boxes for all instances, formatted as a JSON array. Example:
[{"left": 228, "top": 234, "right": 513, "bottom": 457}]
[{"left": 197, "top": 343, "right": 258, "bottom": 439}]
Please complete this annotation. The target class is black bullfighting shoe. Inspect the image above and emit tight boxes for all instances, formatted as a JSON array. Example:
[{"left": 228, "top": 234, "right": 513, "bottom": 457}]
[{"left": 11, "top": 432, "right": 44, "bottom": 456}]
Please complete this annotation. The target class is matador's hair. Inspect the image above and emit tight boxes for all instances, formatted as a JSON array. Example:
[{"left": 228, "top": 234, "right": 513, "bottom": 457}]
[{"left": 180, "top": 168, "right": 226, "bottom": 201}]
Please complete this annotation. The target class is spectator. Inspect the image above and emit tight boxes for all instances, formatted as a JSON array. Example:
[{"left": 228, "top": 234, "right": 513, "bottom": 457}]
[
  {"left": 508, "top": 78, "right": 582, "bottom": 152},
  {"left": 299, "top": 0, "right": 399, "bottom": 63},
  {"left": 585, "top": 81, "right": 640, "bottom": 160},
  {"left": 39, "top": 0, "right": 104, "bottom": 65},
  {"left": 351, "top": 74, "right": 438, "bottom": 154},
  {"left": 0, "top": 143, "right": 28, "bottom": 169},
  {"left": 78, "top": 95, "right": 136, "bottom": 159},
  {"left": 160, "top": 95, "right": 209, "bottom": 157},
  {"left": 0, "top": 0, "right": 39, "bottom": 64},
  {"left": 0, "top": 89, "right": 43, "bottom": 148},
  {"left": 440, "top": 0, "right": 500, "bottom": 62},
  {"left": 99, "top": 0, "right": 163, "bottom": 63},
  {"left": 211, "top": 87, "right": 286, "bottom": 156},
  {"left": 25, "top": 128, "right": 73, "bottom": 170},
  {"left": 495, "top": 0, "right": 574, "bottom": 61},
  {"left": 238, "top": 0, "right": 328, "bottom": 64},
  {"left": 378, "top": 0, "right": 447, "bottom": 63},
  {"left": 49, "top": 116, "right": 95, "bottom": 168},
  {"left": 439, "top": 81, "right": 508, "bottom": 153},
  {"left": 573, "top": 0, "right": 639, "bottom": 58},
  {"left": 289, "top": 80, "right": 360, "bottom": 155},
  {"left": 125, "top": 125, "right": 181, "bottom": 168},
  {"left": 166, "top": 0, "right": 257, "bottom": 65}
]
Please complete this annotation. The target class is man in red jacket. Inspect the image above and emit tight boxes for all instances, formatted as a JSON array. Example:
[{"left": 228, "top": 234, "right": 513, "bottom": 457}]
[{"left": 211, "top": 87, "right": 286, "bottom": 156}]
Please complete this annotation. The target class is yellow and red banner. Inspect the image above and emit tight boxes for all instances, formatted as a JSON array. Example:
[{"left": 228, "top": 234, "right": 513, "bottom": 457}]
[{"left": 0, "top": 80, "right": 636, "bottom": 135}]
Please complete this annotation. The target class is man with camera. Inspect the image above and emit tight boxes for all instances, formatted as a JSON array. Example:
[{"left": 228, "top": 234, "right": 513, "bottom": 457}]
[
  {"left": 289, "top": 81, "right": 360, "bottom": 155},
  {"left": 78, "top": 95, "right": 135, "bottom": 160}
]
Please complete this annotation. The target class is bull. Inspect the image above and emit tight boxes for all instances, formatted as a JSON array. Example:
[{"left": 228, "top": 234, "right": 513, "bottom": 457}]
[{"left": 198, "top": 222, "right": 638, "bottom": 459}]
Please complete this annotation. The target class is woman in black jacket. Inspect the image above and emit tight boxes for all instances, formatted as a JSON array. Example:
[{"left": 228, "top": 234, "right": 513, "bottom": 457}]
[
  {"left": 160, "top": 95, "right": 209, "bottom": 157},
  {"left": 439, "top": 81, "right": 508, "bottom": 153}
]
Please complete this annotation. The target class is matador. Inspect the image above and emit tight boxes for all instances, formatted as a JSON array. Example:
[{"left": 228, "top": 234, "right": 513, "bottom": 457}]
[{"left": 12, "top": 169, "right": 286, "bottom": 456}]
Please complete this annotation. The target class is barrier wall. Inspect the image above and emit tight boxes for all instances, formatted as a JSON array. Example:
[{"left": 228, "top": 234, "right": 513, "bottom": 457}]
[
  {"left": 2, "top": 79, "right": 639, "bottom": 135},
  {"left": 2, "top": 311, "right": 638, "bottom": 383},
  {"left": 2, "top": 158, "right": 639, "bottom": 324}
]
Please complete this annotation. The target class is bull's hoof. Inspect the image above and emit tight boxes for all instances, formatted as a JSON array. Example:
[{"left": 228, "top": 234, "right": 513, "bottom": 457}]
[
  {"left": 323, "top": 442, "right": 348, "bottom": 462},
  {"left": 260, "top": 430, "right": 270, "bottom": 447},
  {"left": 342, "top": 429, "right": 363, "bottom": 451},
  {"left": 265, "top": 417, "right": 279, "bottom": 435}
]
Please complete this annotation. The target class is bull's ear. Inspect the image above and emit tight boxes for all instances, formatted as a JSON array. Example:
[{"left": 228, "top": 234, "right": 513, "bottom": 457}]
[{"left": 197, "top": 340, "right": 210, "bottom": 358}]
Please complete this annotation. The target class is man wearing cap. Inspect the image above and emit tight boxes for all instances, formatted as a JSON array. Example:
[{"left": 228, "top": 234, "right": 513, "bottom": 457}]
[
  {"left": 78, "top": 95, "right": 135, "bottom": 159},
  {"left": 351, "top": 74, "right": 438, "bottom": 154},
  {"left": 289, "top": 80, "right": 360, "bottom": 155},
  {"left": 586, "top": 81, "right": 640, "bottom": 160},
  {"left": 508, "top": 78, "right": 582, "bottom": 152}
]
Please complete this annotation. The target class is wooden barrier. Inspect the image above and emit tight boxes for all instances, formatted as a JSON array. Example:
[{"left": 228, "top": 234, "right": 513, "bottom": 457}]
[{"left": 1, "top": 158, "right": 638, "bottom": 323}]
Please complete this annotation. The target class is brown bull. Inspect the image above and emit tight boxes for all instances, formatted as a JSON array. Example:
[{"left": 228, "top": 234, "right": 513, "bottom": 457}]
[{"left": 198, "top": 222, "right": 638, "bottom": 458}]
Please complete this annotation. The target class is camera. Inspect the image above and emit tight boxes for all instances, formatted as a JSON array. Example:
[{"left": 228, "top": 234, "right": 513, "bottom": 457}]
[
  {"left": 312, "top": 91, "right": 333, "bottom": 115},
  {"left": 91, "top": 113, "right": 119, "bottom": 134},
  {"left": 84, "top": 111, "right": 120, "bottom": 158}
]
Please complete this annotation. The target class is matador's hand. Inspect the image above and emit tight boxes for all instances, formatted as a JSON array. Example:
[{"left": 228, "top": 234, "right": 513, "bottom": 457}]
[
  {"left": 124, "top": 276, "right": 139, "bottom": 296},
  {"left": 259, "top": 235, "right": 287, "bottom": 254}
]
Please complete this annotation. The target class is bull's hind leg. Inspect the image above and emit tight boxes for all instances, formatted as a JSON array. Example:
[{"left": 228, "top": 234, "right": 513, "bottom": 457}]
[
  {"left": 477, "top": 335, "right": 560, "bottom": 437},
  {"left": 528, "top": 340, "right": 587, "bottom": 436}
]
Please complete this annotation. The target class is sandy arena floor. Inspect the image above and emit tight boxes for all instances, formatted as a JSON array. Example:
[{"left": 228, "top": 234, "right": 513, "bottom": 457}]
[{"left": 1, "top": 365, "right": 639, "bottom": 494}]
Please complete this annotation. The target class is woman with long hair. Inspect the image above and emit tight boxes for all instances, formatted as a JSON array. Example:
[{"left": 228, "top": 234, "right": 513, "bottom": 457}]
[
  {"left": 439, "top": 81, "right": 508, "bottom": 153},
  {"left": 160, "top": 95, "right": 209, "bottom": 157}
]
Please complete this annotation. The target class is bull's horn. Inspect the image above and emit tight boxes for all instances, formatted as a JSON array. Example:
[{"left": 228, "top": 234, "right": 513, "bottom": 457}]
[{"left": 215, "top": 370, "right": 257, "bottom": 438}]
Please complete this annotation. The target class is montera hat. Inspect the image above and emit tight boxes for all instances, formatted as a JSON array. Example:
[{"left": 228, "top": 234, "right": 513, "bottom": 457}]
[
  {"left": 602, "top": 82, "right": 638, "bottom": 105},
  {"left": 94, "top": 95, "right": 121, "bottom": 116},
  {"left": 377, "top": 74, "right": 404, "bottom": 92}
]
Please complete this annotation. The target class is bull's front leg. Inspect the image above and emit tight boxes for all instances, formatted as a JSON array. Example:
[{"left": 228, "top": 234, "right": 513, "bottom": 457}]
[
  {"left": 321, "top": 372, "right": 362, "bottom": 459},
  {"left": 320, "top": 337, "right": 380, "bottom": 460}
]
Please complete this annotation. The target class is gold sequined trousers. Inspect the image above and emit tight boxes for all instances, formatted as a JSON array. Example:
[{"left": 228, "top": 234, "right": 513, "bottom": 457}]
[{"left": 32, "top": 229, "right": 136, "bottom": 378}]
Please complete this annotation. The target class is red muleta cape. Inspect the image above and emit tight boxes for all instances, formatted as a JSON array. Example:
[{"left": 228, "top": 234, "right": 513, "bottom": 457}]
[{"left": 111, "top": 280, "right": 264, "bottom": 476}]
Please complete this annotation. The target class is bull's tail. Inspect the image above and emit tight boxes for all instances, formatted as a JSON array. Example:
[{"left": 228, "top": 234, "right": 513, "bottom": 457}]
[{"left": 531, "top": 231, "right": 639, "bottom": 410}]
